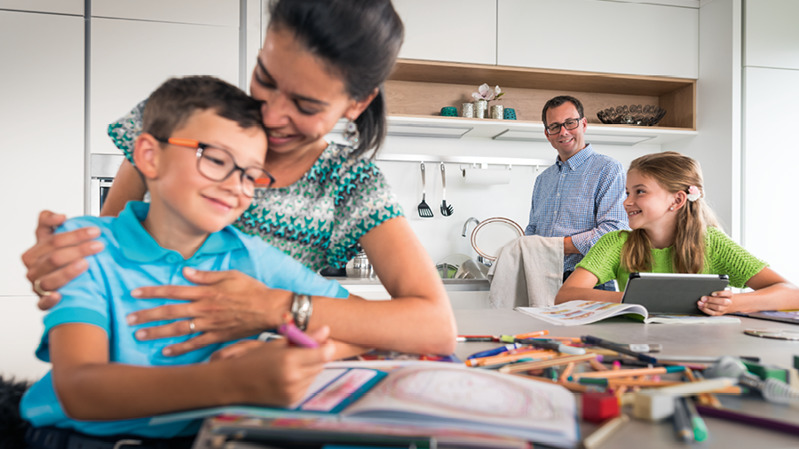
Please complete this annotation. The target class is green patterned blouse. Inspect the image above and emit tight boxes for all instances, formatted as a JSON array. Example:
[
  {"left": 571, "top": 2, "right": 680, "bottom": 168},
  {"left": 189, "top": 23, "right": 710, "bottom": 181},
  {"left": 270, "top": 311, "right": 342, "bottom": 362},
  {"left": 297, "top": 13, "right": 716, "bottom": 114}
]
[
  {"left": 108, "top": 101, "right": 404, "bottom": 271},
  {"left": 576, "top": 227, "right": 768, "bottom": 290}
]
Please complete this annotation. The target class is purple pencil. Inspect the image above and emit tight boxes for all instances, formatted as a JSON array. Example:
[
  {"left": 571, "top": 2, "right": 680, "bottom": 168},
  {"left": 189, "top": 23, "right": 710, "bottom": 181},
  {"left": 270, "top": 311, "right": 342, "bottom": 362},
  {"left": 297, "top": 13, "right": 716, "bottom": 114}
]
[{"left": 695, "top": 404, "right": 799, "bottom": 436}]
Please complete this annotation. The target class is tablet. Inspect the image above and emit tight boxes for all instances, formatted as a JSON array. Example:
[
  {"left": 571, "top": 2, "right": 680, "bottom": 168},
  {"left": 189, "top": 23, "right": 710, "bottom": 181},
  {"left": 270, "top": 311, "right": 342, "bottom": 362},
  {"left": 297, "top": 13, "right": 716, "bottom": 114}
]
[{"left": 621, "top": 273, "right": 729, "bottom": 315}]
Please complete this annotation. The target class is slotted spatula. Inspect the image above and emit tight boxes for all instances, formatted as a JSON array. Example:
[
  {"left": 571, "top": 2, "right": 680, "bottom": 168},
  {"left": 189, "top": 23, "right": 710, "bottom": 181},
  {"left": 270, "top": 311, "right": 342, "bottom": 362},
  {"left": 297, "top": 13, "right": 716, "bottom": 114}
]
[
  {"left": 417, "top": 162, "right": 433, "bottom": 218},
  {"left": 440, "top": 162, "right": 453, "bottom": 216}
]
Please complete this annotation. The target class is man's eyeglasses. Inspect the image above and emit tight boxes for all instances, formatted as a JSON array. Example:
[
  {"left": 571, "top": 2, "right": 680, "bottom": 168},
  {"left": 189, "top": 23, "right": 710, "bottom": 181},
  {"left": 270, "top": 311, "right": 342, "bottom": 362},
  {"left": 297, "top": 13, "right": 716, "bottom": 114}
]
[
  {"left": 154, "top": 136, "right": 275, "bottom": 197},
  {"left": 545, "top": 117, "right": 583, "bottom": 135}
]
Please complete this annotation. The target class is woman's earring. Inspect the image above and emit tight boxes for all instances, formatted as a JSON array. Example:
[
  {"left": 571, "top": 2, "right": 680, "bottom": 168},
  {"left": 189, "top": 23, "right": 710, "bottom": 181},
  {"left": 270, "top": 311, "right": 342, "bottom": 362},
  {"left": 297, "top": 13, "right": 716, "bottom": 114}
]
[
  {"left": 669, "top": 207, "right": 674, "bottom": 211},
  {"left": 343, "top": 118, "right": 360, "bottom": 147}
]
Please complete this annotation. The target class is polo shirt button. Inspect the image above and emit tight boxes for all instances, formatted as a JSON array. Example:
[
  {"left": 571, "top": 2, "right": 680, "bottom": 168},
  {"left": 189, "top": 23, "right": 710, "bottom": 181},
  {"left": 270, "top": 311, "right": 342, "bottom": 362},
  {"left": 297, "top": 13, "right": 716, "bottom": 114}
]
[{"left": 166, "top": 254, "right": 182, "bottom": 264}]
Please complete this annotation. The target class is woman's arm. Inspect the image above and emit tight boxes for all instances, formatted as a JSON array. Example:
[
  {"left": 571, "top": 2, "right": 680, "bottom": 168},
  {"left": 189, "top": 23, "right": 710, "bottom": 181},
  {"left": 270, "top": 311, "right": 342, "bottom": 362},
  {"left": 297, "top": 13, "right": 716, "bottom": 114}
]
[
  {"left": 126, "top": 218, "right": 457, "bottom": 357},
  {"left": 698, "top": 267, "right": 799, "bottom": 315},
  {"left": 555, "top": 268, "right": 624, "bottom": 304},
  {"left": 100, "top": 159, "right": 147, "bottom": 217},
  {"left": 50, "top": 323, "right": 334, "bottom": 420},
  {"left": 319, "top": 216, "right": 457, "bottom": 355}
]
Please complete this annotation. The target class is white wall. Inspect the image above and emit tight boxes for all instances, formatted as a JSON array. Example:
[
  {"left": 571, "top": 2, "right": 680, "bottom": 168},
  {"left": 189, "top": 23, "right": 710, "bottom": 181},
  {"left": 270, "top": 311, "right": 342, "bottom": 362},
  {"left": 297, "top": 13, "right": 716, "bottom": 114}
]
[{"left": 741, "top": 0, "right": 799, "bottom": 282}]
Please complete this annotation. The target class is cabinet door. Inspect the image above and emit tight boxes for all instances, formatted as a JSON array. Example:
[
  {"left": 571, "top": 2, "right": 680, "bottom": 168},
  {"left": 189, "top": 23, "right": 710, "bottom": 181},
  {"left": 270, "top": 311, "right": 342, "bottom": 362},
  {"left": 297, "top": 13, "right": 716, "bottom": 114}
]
[
  {"left": 497, "top": 0, "right": 698, "bottom": 78},
  {"left": 90, "top": 17, "right": 239, "bottom": 155},
  {"left": 91, "top": 0, "right": 238, "bottom": 26},
  {"left": 745, "top": 0, "right": 799, "bottom": 70},
  {"left": 0, "top": 0, "right": 82, "bottom": 14},
  {"left": 393, "top": 0, "right": 497, "bottom": 65},
  {"left": 0, "top": 11, "right": 84, "bottom": 296}
]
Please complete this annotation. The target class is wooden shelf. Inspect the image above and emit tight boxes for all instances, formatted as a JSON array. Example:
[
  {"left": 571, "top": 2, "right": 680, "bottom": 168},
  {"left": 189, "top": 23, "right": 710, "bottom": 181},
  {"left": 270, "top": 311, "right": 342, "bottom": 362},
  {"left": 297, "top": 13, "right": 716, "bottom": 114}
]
[{"left": 385, "top": 59, "right": 696, "bottom": 133}]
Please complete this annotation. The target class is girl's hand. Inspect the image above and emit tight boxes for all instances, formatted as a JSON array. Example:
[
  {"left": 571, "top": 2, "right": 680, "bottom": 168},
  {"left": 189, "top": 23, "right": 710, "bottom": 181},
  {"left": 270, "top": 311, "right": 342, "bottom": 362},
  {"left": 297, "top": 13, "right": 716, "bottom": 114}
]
[
  {"left": 697, "top": 289, "right": 734, "bottom": 315},
  {"left": 127, "top": 267, "right": 291, "bottom": 356},
  {"left": 21, "top": 211, "right": 104, "bottom": 310}
]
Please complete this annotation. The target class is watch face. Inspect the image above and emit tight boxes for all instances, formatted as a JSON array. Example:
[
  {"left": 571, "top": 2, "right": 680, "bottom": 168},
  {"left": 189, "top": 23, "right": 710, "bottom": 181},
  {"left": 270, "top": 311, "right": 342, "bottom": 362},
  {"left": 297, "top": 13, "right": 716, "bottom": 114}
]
[{"left": 744, "top": 328, "right": 799, "bottom": 340}]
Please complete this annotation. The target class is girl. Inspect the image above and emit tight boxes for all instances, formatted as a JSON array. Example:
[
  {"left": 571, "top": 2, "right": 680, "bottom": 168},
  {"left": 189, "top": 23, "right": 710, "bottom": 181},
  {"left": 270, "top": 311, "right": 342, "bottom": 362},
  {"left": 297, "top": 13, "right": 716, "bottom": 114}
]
[
  {"left": 22, "top": 0, "right": 456, "bottom": 357},
  {"left": 555, "top": 151, "right": 799, "bottom": 315}
]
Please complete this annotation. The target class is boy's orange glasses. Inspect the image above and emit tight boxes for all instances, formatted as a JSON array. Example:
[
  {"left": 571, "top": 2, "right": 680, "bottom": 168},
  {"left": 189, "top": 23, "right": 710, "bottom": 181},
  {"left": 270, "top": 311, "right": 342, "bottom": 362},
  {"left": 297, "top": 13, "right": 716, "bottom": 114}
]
[{"left": 155, "top": 136, "right": 275, "bottom": 197}]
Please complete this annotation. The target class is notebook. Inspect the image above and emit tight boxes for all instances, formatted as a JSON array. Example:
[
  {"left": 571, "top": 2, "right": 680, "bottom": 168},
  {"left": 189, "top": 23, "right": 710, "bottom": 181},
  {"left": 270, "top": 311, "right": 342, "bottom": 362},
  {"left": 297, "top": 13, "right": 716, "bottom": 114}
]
[
  {"left": 621, "top": 273, "right": 729, "bottom": 314},
  {"left": 732, "top": 310, "right": 799, "bottom": 325},
  {"left": 151, "top": 362, "right": 578, "bottom": 448}
]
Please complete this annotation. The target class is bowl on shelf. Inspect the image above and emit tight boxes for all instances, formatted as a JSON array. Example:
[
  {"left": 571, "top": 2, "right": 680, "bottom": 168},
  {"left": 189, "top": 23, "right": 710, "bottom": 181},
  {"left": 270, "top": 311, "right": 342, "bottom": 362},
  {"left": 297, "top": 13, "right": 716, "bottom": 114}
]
[{"left": 596, "top": 105, "right": 667, "bottom": 126}]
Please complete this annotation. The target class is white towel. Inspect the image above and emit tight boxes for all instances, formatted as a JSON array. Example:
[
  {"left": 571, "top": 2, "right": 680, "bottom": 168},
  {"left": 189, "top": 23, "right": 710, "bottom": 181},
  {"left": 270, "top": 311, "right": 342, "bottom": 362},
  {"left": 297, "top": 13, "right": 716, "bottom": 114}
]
[{"left": 487, "top": 235, "right": 564, "bottom": 308}]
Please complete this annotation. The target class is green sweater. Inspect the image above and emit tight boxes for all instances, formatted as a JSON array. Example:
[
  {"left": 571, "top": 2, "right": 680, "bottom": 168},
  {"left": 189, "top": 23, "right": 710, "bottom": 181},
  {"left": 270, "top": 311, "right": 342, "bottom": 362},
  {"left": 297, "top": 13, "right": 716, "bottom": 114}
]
[{"left": 576, "top": 227, "right": 767, "bottom": 290}]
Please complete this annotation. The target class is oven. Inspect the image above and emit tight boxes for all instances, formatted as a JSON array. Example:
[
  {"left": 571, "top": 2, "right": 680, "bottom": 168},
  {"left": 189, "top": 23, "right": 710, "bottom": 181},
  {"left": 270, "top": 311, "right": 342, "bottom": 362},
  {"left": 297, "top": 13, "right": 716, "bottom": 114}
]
[{"left": 89, "top": 154, "right": 124, "bottom": 215}]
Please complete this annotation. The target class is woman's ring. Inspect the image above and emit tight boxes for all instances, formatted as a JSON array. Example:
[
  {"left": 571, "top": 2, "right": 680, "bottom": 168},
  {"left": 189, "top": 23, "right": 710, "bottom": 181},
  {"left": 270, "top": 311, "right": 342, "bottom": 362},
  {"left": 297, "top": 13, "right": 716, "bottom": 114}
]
[
  {"left": 188, "top": 319, "right": 196, "bottom": 333},
  {"left": 33, "top": 279, "right": 52, "bottom": 297}
]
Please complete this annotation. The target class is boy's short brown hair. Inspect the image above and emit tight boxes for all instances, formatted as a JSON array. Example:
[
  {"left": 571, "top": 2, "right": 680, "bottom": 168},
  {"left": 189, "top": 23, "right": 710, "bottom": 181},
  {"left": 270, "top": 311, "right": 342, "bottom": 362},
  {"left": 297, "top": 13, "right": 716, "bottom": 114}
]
[{"left": 142, "top": 75, "right": 263, "bottom": 139}]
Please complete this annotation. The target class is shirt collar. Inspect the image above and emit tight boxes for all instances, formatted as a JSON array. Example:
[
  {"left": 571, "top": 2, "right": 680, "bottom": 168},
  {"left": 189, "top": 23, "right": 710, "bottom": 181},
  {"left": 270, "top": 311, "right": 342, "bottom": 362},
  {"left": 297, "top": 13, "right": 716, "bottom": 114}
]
[
  {"left": 556, "top": 143, "right": 595, "bottom": 171},
  {"left": 112, "top": 201, "right": 244, "bottom": 263}
]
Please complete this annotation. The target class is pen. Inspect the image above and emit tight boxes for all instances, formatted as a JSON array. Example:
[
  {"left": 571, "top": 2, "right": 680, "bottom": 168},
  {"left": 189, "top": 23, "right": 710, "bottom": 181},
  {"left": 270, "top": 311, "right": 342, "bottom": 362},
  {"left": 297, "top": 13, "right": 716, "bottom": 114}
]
[
  {"left": 517, "top": 338, "right": 586, "bottom": 355},
  {"left": 466, "top": 343, "right": 521, "bottom": 360},
  {"left": 695, "top": 404, "right": 799, "bottom": 436},
  {"left": 277, "top": 322, "right": 319, "bottom": 348},
  {"left": 672, "top": 396, "right": 693, "bottom": 442},
  {"left": 581, "top": 335, "right": 658, "bottom": 364},
  {"left": 683, "top": 396, "right": 708, "bottom": 442},
  {"left": 573, "top": 365, "right": 685, "bottom": 379},
  {"left": 456, "top": 335, "right": 498, "bottom": 342}
]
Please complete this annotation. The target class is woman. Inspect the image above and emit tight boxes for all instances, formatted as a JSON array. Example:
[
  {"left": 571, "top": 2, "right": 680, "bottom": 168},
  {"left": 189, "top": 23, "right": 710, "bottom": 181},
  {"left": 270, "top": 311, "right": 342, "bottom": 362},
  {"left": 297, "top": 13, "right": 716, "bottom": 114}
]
[{"left": 22, "top": 0, "right": 456, "bottom": 357}]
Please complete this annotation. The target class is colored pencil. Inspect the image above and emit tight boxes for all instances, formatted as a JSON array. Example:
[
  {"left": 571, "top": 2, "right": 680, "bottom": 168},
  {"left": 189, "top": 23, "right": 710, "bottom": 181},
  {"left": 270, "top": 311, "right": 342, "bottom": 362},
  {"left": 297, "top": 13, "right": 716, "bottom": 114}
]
[{"left": 499, "top": 353, "right": 598, "bottom": 374}]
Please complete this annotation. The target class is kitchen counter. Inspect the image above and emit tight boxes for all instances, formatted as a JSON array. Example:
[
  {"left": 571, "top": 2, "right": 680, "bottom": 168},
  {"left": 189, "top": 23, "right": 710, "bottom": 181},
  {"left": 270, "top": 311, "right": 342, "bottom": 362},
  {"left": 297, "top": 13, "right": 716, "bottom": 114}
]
[{"left": 329, "top": 277, "right": 490, "bottom": 307}]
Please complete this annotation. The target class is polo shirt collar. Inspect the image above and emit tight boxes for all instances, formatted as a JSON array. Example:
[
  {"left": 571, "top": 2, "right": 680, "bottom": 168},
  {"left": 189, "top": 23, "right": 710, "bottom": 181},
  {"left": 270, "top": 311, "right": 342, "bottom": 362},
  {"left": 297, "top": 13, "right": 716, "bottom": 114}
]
[
  {"left": 112, "top": 201, "right": 244, "bottom": 263},
  {"left": 557, "top": 143, "right": 595, "bottom": 170}
]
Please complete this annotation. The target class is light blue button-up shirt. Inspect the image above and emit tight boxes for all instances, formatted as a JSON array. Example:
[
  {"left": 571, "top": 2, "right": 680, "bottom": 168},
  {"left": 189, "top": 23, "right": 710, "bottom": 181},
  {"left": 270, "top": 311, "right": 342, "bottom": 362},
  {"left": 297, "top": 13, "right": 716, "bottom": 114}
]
[
  {"left": 21, "top": 201, "right": 349, "bottom": 438},
  {"left": 525, "top": 144, "right": 629, "bottom": 273}
]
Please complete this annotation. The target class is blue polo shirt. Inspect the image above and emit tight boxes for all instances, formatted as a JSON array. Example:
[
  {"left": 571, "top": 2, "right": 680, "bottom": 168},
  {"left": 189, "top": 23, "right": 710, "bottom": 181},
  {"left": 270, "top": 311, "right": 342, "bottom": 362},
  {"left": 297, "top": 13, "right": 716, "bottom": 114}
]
[{"left": 21, "top": 201, "right": 349, "bottom": 438}]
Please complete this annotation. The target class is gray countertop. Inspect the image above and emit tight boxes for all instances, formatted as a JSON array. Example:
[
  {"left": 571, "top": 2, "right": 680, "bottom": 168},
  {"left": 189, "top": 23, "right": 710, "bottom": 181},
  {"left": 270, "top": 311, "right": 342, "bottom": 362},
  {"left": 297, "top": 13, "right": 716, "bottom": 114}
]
[{"left": 453, "top": 308, "right": 799, "bottom": 449}]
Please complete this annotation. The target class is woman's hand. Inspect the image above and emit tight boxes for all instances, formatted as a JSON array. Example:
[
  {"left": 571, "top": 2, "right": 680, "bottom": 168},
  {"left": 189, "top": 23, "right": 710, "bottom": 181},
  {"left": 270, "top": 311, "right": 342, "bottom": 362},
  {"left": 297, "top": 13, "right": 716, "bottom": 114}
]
[
  {"left": 697, "top": 289, "right": 733, "bottom": 315},
  {"left": 21, "top": 210, "right": 104, "bottom": 310},
  {"left": 128, "top": 267, "right": 292, "bottom": 356}
]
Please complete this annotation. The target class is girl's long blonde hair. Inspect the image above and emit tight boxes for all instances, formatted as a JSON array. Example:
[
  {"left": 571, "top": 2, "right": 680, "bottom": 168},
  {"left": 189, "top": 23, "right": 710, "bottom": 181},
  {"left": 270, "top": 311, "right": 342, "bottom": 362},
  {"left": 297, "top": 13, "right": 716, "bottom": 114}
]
[{"left": 621, "top": 151, "right": 719, "bottom": 273}]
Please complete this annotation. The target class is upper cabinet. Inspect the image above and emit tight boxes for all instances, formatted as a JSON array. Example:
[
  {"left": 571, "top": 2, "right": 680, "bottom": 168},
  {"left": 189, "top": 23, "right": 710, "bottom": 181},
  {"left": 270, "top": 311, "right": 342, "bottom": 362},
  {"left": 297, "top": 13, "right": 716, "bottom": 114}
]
[
  {"left": 91, "top": 0, "right": 238, "bottom": 26},
  {"left": 0, "top": 0, "right": 82, "bottom": 14},
  {"left": 745, "top": 0, "right": 799, "bottom": 70},
  {"left": 497, "top": 0, "right": 698, "bottom": 79},
  {"left": 89, "top": 3, "right": 241, "bottom": 155},
  {"left": 393, "top": 0, "right": 497, "bottom": 65}
]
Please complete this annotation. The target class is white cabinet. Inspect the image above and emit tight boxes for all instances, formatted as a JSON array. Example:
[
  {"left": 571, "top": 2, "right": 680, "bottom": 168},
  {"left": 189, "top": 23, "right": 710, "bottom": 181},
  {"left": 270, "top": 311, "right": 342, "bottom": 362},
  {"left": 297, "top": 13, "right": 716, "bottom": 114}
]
[
  {"left": 744, "top": 0, "right": 799, "bottom": 70},
  {"left": 0, "top": 0, "right": 82, "bottom": 14},
  {"left": 393, "top": 0, "right": 497, "bottom": 65},
  {"left": 89, "top": 16, "right": 240, "bottom": 155},
  {"left": 0, "top": 10, "right": 84, "bottom": 297},
  {"left": 91, "top": 0, "right": 238, "bottom": 26},
  {"left": 497, "top": 0, "right": 698, "bottom": 78}
]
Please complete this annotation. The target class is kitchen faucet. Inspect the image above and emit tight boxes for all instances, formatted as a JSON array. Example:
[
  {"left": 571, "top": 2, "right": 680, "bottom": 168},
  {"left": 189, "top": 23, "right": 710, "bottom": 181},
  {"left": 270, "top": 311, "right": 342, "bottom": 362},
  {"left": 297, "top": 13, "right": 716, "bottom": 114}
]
[{"left": 461, "top": 217, "right": 480, "bottom": 237}]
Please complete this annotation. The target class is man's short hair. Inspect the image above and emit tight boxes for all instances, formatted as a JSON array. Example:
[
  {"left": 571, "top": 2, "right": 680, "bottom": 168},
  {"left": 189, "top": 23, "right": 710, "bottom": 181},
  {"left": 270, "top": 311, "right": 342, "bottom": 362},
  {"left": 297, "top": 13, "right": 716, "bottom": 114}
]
[{"left": 541, "top": 95, "right": 585, "bottom": 127}]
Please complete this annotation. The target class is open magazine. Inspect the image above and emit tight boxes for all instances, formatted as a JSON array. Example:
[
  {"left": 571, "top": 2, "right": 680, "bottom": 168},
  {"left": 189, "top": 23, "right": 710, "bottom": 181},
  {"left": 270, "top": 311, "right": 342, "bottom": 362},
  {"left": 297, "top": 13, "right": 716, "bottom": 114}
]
[
  {"left": 151, "top": 362, "right": 578, "bottom": 448},
  {"left": 516, "top": 300, "right": 740, "bottom": 326}
]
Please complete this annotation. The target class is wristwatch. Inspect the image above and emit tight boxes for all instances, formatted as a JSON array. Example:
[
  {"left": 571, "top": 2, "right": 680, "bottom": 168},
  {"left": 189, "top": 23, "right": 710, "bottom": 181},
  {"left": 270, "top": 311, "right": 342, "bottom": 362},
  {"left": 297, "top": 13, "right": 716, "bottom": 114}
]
[{"left": 290, "top": 293, "right": 313, "bottom": 331}]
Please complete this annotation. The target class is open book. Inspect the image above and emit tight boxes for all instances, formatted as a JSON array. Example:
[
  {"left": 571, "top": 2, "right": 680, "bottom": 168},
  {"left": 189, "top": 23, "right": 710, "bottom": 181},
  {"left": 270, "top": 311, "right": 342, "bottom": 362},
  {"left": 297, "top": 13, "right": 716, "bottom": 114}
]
[
  {"left": 151, "top": 362, "right": 577, "bottom": 448},
  {"left": 516, "top": 300, "right": 740, "bottom": 326}
]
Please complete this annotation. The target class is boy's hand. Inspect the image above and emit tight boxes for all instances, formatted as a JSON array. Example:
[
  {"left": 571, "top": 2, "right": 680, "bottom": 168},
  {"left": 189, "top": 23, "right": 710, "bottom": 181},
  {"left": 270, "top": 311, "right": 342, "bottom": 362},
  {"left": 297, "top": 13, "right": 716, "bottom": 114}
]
[
  {"left": 21, "top": 210, "right": 104, "bottom": 310},
  {"left": 697, "top": 289, "right": 733, "bottom": 315},
  {"left": 222, "top": 336, "right": 336, "bottom": 407}
]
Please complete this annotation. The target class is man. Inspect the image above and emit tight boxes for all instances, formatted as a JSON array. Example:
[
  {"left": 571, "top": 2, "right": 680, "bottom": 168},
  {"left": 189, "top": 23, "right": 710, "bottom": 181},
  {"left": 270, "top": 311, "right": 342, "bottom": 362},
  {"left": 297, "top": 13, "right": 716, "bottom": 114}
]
[{"left": 525, "top": 95, "right": 628, "bottom": 290}]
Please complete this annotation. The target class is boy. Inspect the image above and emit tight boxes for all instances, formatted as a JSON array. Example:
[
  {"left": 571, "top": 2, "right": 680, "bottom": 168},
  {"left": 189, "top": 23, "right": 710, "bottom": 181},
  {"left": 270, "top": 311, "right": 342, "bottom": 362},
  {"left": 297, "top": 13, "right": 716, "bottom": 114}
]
[{"left": 21, "top": 76, "right": 348, "bottom": 447}]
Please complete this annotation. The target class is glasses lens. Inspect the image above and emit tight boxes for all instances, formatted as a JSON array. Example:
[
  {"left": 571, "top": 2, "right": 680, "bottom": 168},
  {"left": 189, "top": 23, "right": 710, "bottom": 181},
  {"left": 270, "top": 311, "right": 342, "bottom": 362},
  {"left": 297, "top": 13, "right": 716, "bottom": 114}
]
[
  {"left": 197, "top": 146, "right": 235, "bottom": 181},
  {"left": 563, "top": 118, "right": 580, "bottom": 130},
  {"left": 547, "top": 123, "right": 562, "bottom": 134}
]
